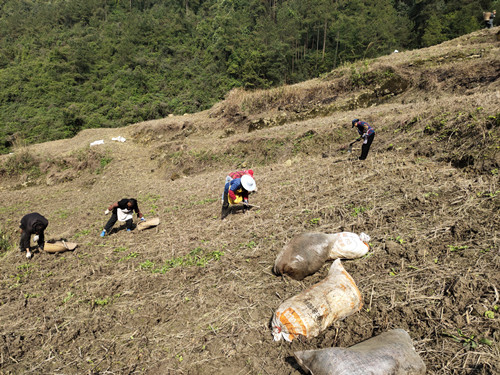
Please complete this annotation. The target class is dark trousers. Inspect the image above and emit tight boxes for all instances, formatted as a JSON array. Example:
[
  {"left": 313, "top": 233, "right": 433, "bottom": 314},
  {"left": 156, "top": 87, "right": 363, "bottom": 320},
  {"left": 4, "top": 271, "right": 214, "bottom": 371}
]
[
  {"left": 104, "top": 210, "right": 133, "bottom": 232},
  {"left": 360, "top": 133, "right": 375, "bottom": 160},
  {"left": 19, "top": 230, "right": 44, "bottom": 251}
]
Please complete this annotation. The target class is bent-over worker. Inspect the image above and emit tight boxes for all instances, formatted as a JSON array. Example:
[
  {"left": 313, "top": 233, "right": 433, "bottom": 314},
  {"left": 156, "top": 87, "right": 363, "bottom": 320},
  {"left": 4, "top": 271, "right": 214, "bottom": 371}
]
[
  {"left": 19, "top": 212, "right": 48, "bottom": 259},
  {"left": 100, "top": 198, "right": 145, "bottom": 237},
  {"left": 221, "top": 174, "right": 257, "bottom": 219},
  {"left": 350, "top": 119, "right": 375, "bottom": 160}
]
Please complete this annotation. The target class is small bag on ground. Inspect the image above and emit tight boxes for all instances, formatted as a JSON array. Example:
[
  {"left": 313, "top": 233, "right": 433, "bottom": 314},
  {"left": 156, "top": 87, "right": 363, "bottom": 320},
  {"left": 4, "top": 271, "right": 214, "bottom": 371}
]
[
  {"left": 137, "top": 217, "right": 160, "bottom": 231},
  {"left": 294, "top": 329, "right": 426, "bottom": 375},
  {"left": 274, "top": 232, "right": 370, "bottom": 280},
  {"left": 44, "top": 240, "right": 78, "bottom": 253},
  {"left": 272, "top": 259, "right": 363, "bottom": 342}
]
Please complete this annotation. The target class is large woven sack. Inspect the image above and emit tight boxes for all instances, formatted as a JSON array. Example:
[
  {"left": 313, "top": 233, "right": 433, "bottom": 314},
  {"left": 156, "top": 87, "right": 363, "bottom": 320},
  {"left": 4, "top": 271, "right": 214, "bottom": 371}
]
[
  {"left": 274, "top": 232, "right": 333, "bottom": 280},
  {"left": 274, "top": 232, "right": 370, "bottom": 280},
  {"left": 44, "top": 240, "right": 78, "bottom": 253},
  {"left": 137, "top": 217, "right": 160, "bottom": 231},
  {"left": 294, "top": 329, "right": 426, "bottom": 375},
  {"left": 272, "top": 259, "right": 363, "bottom": 342}
]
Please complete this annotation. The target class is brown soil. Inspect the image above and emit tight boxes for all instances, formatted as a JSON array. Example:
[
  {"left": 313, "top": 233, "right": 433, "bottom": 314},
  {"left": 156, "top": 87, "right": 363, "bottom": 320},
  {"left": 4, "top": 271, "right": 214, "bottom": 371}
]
[{"left": 0, "top": 28, "right": 499, "bottom": 374}]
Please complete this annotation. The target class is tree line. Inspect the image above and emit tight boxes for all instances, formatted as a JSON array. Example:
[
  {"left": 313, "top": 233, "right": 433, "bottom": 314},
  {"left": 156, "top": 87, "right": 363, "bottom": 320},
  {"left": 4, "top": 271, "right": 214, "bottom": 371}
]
[{"left": 0, "top": 0, "right": 497, "bottom": 153}]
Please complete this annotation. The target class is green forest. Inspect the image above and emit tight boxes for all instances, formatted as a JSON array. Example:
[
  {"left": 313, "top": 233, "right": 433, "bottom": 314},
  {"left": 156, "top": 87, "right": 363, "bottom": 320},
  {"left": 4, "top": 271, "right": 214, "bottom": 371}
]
[{"left": 0, "top": 0, "right": 498, "bottom": 153}]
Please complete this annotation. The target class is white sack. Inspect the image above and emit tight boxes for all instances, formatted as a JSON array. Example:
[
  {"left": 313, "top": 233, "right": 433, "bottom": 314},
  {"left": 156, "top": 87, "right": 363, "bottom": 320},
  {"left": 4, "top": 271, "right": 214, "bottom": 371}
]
[{"left": 272, "top": 259, "right": 363, "bottom": 342}]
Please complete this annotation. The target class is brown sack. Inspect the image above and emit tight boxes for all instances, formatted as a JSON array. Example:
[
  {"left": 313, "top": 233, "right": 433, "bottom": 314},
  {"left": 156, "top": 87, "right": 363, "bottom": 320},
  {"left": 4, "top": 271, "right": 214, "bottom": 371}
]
[
  {"left": 44, "top": 241, "right": 78, "bottom": 253},
  {"left": 484, "top": 12, "right": 491, "bottom": 20},
  {"left": 274, "top": 232, "right": 370, "bottom": 280},
  {"left": 137, "top": 217, "right": 160, "bottom": 231},
  {"left": 294, "top": 329, "right": 426, "bottom": 375},
  {"left": 273, "top": 232, "right": 334, "bottom": 280},
  {"left": 272, "top": 259, "right": 363, "bottom": 342}
]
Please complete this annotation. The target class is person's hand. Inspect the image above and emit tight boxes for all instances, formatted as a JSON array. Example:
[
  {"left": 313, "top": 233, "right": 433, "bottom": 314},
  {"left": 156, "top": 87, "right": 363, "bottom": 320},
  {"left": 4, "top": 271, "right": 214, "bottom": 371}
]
[
  {"left": 105, "top": 209, "right": 110, "bottom": 215},
  {"left": 26, "top": 251, "right": 32, "bottom": 259},
  {"left": 33, "top": 235, "right": 39, "bottom": 242}
]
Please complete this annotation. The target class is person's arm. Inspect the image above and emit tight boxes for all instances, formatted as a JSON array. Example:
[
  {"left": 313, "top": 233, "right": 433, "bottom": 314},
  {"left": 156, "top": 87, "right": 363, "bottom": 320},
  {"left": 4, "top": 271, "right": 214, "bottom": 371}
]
[
  {"left": 134, "top": 203, "right": 144, "bottom": 219},
  {"left": 108, "top": 202, "right": 119, "bottom": 211}
]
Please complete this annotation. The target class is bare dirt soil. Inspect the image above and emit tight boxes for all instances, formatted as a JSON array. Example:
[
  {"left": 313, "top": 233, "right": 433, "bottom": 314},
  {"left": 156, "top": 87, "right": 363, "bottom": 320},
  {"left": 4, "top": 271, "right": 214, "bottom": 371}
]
[{"left": 0, "top": 28, "right": 499, "bottom": 374}]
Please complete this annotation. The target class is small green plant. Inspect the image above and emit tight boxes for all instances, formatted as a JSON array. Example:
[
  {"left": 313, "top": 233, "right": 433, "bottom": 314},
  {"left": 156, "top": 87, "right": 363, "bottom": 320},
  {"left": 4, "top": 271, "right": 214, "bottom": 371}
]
[
  {"left": 24, "top": 293, "right": 39, "bottom": 299},
  {"left": 310, "top": 217, "right": 320, "bottom": 225},
  {"left": 139, "top": 260, "right": 155, "bottom": 270},
  {"left": 63, "top": 292, "right": 74, "bottom": 304},
  {"left": 0, "top": 228, "right": 11, "bottom": 255},
  {"left": 94, "top": 297, "right": 109, "bottom": 306},
  {"left": 388, "top": 235, "right": 405, "bottom": 244},
  {"left": 484, "top": 310, "right": 495, "bottom": 319},
  {"left": 240, "top": 240, "right": 257, "bottom": 249},
  {"left": 442, "top": 329, "right": 488, "bottom": 350},
  {"left": 113, "top": 246, "right": 128, "bottom": 253},
  {"left": 423, "top": 192, "right": 438, "bottom": 198},
  {"left": 73, "top": 229, "right": 91, "bottom": 238},
  {"left": 448, "top": 245, "right": 468, "bottom": 252},
  {"left": 95, "top": 156, "right": 113, "bottom": 174},
  {"left": 55, "top": 209, "right": 70, "bottom": 219},
  {"left": 389, "top": 268, "right": 398, "bottom": 276},
  {"left": 120, "top": 252, "right": 139, "bottom": 261},
  {"left": 143, "top": 247, "right": 224, "bottom": 274},
  {"left": 347, "top": 204, "right": 369, "bottom": 217}
]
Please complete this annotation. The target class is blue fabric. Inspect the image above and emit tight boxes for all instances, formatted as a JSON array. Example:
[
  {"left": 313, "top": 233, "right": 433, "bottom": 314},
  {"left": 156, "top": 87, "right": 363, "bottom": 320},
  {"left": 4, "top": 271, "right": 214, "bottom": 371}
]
[{"left": 224, "top": 178, "right": 243, "bottom": 194}]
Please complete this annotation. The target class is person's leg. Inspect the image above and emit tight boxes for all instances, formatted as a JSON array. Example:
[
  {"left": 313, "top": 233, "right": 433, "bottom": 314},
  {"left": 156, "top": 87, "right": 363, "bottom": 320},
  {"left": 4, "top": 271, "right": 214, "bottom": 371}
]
[
  {"left": 19, "top": 230, "right": 30, "bottom": 252},
  {"left": 222, "top": 183, "right": 229, "bottom": 208},
  {"left": 221, "top": 183, "right": 231, "bottom": 219},
  {"left": 104, "top": 211, "right": 118, "bottom": 232},
  {"left": 359, "top": 134, "right": 375, "bottom": 160},
  {"left": 37, "top": 231, "right": 45, "bottom": 250},
  {"left": 125, "top": 219, "right": 133, "bottom": 230}
]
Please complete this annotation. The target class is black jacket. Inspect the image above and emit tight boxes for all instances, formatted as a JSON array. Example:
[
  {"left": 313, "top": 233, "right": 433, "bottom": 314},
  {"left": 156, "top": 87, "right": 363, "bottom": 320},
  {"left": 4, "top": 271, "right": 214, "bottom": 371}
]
[{"left": 20, "top": 213, "right": 49, "bottom": 234}]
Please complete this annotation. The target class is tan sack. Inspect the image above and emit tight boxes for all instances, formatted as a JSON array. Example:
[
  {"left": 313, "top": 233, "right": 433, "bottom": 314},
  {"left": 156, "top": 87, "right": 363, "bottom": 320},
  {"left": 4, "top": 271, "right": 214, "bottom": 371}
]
[
  {"left": 274, "top": 232, "right": 370, "bottom": 280},
  {"left": 44, "top": 240, "right": 78, "bottom": 253},
  {"left": 484, "top": 12, "right": 491, "bottom": 20},
  {"left": 272, "top": 259, "right": 363, "bottom": 342},
  {"left": 137, "top": 217, "right": 160, "bottom": 231},
  {"left": 294, "top": 329, "right": 426, "bottom": 375}
]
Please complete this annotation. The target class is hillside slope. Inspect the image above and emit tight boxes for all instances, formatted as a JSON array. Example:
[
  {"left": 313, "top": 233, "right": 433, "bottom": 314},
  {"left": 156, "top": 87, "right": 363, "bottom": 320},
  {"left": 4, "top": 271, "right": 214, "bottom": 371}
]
[{"left": 0, "top": 28, "right": 499, "bottom": 375}]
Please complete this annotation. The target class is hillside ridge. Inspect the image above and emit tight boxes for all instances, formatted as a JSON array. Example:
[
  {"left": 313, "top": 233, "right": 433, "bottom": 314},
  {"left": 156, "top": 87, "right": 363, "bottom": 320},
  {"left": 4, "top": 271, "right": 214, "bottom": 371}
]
[{"left": 0, "top": 28, "right": 499, "bottom": 375}]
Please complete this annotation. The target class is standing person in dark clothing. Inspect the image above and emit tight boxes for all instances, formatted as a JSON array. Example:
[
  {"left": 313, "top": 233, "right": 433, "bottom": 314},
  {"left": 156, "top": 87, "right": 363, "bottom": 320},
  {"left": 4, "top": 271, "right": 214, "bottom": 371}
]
[
  {"left": 350, "top": 119, "right": 375, "bottom": 160},
  {"left": 100, "top": 198, "right": 145, "bottom": 237},
  {"left": 19, "top": 213, "right": 48, "bottom": 259}
]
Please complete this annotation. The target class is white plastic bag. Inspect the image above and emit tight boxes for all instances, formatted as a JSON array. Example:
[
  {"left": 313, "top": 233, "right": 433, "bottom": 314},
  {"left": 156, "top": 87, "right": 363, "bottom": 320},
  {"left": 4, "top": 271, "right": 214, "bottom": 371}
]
[
  {"left": 329, "top": 232, "right": 370, "bottom": 259},
  {"left": 294, "top": 329, "right": 426, "bottom": 375},
  {"left": 272, "top": 259, "right": 363, "bottom": 342},
  {"left": 90, "top": 140, "right": 104, "bottom": 146},
  {"left": 274, "top": 232, "right": 370, "bottom": 280}
]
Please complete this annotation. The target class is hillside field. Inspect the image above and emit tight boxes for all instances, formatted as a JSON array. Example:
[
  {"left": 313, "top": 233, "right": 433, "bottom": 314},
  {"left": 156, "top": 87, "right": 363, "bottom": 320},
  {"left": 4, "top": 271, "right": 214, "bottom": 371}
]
[{"left": 0, "top": 28, "right": 499, "bottom": 374}]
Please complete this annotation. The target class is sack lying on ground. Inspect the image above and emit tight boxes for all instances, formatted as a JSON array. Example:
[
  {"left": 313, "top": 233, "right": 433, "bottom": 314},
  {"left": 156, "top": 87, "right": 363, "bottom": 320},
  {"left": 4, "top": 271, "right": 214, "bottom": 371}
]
[
  {"left": 272, "top": 259, "right": 362, "bottom": 342},
  {"left": 44, "top": 240, "right": 78, "bottom": 253},
  {"left": 274, "top": 232, "right": 370, "bottom": 280},
  {"left": 294, "top": 329, "right": 426, "bottom": 375},
  {"left": 137, "top": 217, "right": 160, "bottom": 231}
]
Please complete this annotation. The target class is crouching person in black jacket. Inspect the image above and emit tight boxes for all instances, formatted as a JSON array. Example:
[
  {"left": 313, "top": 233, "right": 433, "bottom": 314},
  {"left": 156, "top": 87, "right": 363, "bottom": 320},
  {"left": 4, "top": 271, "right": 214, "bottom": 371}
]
[{"left": 19, "top": 213, "right": 49, "bottom": 259}]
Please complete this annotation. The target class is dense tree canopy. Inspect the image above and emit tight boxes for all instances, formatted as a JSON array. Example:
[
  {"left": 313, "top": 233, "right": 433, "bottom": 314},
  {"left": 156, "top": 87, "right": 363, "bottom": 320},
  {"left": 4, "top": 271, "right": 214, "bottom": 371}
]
[{"left": 0, "top": 0, "right": 497, "bottom": 152}]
